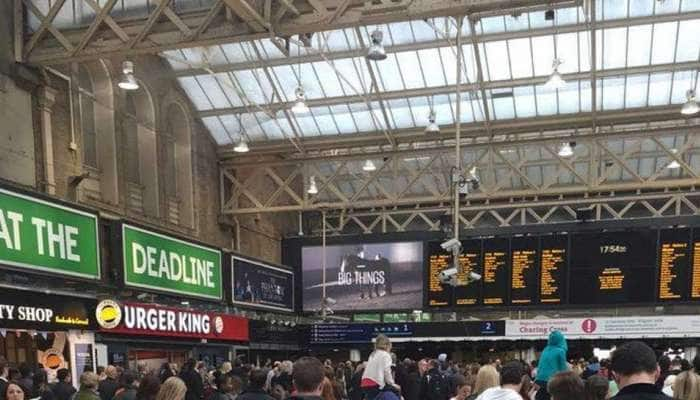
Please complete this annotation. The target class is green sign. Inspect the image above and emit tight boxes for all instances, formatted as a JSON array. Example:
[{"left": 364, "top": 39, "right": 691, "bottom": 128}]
[
  {"left": 122, "top": 224, "right": 222, "bottom": 300},
  {"left": 0, "top": 188, "right": 100, "bottom": 279}
]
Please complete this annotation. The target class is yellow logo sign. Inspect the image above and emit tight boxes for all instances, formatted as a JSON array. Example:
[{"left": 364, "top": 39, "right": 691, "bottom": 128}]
[{"left": 95, "top": 300, "right": 121, "bottom": 329}]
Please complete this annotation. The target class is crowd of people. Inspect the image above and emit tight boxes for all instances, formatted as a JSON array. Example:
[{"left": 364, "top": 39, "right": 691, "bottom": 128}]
[{"left": 2, "top": 332, "right": 700, "bottom": 400}]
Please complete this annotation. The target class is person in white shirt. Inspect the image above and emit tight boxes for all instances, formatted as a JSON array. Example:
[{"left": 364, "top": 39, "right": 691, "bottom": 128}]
[
  {"left": 361, "top": 335, "right": 400, "bottom": 399},
  {"left": 476, "top": 362, "right": 526, "bottom": 400}
]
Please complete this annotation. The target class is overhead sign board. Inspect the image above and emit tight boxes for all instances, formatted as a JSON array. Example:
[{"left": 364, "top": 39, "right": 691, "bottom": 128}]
[
  {"left": 121, "top": 224, "right": 222, "bottom": 300},
  {"left": 505, "top": 316, "right": 700, "bottom": 339},
  {"left": 232, "top": 255, "right": 294, "bottom": 312},
  {"left": 0, "top": 289, "right": 97, "bottom": 330},
  {"left": 0, "top": 188, "right": 100, "bottom": 279},
  {"left": 96, "top": 300, "right": 248, "bottom": 341}
]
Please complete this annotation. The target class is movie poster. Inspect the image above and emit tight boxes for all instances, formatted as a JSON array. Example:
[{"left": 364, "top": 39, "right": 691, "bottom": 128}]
[
  {"left": 232, "top": 256, "right": 294, "bottom": 312},
  {"left": 302, "top": 242, "right": 423, "bottom": 312}
]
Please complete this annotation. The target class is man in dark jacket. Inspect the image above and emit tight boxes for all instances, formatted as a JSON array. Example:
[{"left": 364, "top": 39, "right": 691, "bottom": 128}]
[
  {"left": 52, "top": 369, "right": 77, "bottom": 400},
  {"left": 289, "top": 357, "right": 325, "bottom": 400},
  {"left": 98, "top": 366, "right": 119, "bottom": 400},
  {"left": 419, "top": 360, "right": 448, "bottom": 400},
  {"left": 610, "top": 341, "right": 672, "bottom": 400},
  {"left": 179, "top": 359, "right": 203, "bottom": 400},
  {"left": 237, "top": 369, "right": 274, "bottom": 400},
  {"left": 113, "top": 371, "right": 137, "bottom": 400}
]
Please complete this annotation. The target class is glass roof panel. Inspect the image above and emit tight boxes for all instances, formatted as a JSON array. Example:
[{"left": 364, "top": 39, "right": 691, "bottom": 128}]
[
  {"left": 386, "top": 21, "right": 416, "bottom": 45},
  {"left": 602, "top": 0, "right": 629, "bottom": 19},
  {"left": 484, "top": 41, "right": 511, "bottom": 81},
  {"left": 602, "top": 77, "right": 626, "bottom": 110},
  {"left": 257, "top": 39, "right": 288, "bottom": 60},
  {"left": 479, "top": 16, "right": 505, "bottom": 34},
  {"left": 508, "top": 38, "right": 534, "bottom": 78},
  {"left": 535, "top": 84, "right": 558, "bottom": 115},
  {"left": 418, "top": 48, "right": 448, "bottom": 87},
  {"left": 177, "top": 77, "right": 212, "bottom": 110},
  {"left": 671, "top": 70, "right": 695, "bottom": 103},
  {"left": 201, "top": 117, "right": 231, "bottom": 144},
  {"left": 603, "top": 27, "right": 628, "bottom": 69},
  {"left": 580, "top": 81, "right": 593, "bottom": 112},
  {"left": 311, "top": 62, "right": 346, "bottom": 98},
  {"left": 629, "top": 0, "right": 654, "bottom": 18},
  {"left": 386, "top": 99, "right": 416, "bottom": 130},
  {"left": 195, "top": 75, "right": 231, "bottom": 109},
  {"left": 676, "top": 20, "right": 700, "bottom": 62},
  {"left": 394, "top": 51, "right": 425, "bottom": 89},
  {"left": 651, "top": 22, "right": 679, "bottom": 64},
  {"left": 626, "top": 25, "right": 653, "bottom": 66},
  {"left": 513, "top": 86, "right": 537, "bottom": 117},
  {"left": 334, "top": 58, "right": 371, "bottom": 95},
  {"left": 491, "top": 94, "right": 516, "bottom": 120},
  {"left": 504, "top": 14, "right": 529, "bottom": 32},
  {"left": 578, "top": 32, "right": 592, "bottom": 72},
  {"left": 219, "top": 43, "right": 250, "bottom": 64},
  {"left": 682, "top": 0, "right": 700, "bottom": 11},
  {"left": 648, "top": 72, "right": 673, "bottom": 106},
  {"left": 558, "top": 81, "right": 580, "bottom": 113},
  {"left": 655, "top": 0, "right": 682, "bottom": 14},
  {"left": 625, "top": 74, "right": 650, "bottom": 108},
  {"left": 531, "top": 36, "right": 555, "bottom": 76},
  {"left": 556, "top": 32, "right": 581, "bottom": 74}
]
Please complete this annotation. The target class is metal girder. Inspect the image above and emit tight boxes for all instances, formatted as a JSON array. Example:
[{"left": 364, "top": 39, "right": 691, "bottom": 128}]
[
  {"left": 197, "top": 61, "right": 700, "bottom": 118},
  {"left": 220, "top": 127, "right": 700, "bottom": 215},
  {"left": 171, "top": 10, "right": 700, "bottom": 78},
  {"left": 313, "top": 190, "right": 700, "bottom": 235},
  {"left": 20, "top": 0, "right": 583, "bottom": 64},
  {"left": 218, "top": 105, "right": 695, "bottom": 157}
]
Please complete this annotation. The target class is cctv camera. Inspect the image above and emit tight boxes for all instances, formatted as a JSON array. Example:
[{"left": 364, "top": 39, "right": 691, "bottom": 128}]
[
  {"left": 441, "top": 238, "right": 461, "bottom": 252},
  {"left": 467, "top": 271, "right": 482, "bottom": 282},
  {"left": 439, "top": 267, "right": 460, "bottom": 287},
  {"left": 324, "top": 297, "right": 337, "bottom": 306}
]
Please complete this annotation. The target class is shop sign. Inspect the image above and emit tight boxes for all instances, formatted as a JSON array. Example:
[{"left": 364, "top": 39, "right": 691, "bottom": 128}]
[
  {"left": 0, "top": 188, "right": 100, "bottom": 279},
  {"left": 505, "top": 316, "right": 700, "bottom": 339},
  {"left": 0, "top": 289, "right": 97, "bottom": 330},
  {"left": 96, "top": 300, "right": 248, "bottom": 342},
  {"left": 121, "top": 224, "right": 222, "bottom": 300}
]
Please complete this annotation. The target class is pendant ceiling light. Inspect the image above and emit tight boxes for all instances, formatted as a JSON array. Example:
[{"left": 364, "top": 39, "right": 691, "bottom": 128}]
[
  {"left": 366, "top": 29, "right": 387, "bottom": 61},
  {"left": 558, "top": 141, "right": 574, "bottom": 157},
  {"left": 307, "top": 176, "right": 318, "bottom": 194},
  {"left": 545, "top": 59, "right": 565, "bottom": 90},
  {"left": 362, "top": 160, "right": 377, "bottom": 172},
  {"left": 233, "top": 137, "right": 249, "bottom": 153},
  {"left": 118, "top": 61, "right": 139, "bottom": 90},
  {"left": 425, "top": 110, "right": 440, "bottom": 134},
  {"left": 681, "top": 89, "right": 699, "bottom": 115},
  {"left": 291, "top": 86, "right": 310, "bottom": 114}
]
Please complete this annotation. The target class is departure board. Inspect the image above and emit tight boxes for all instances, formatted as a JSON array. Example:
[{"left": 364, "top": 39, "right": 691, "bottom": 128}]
[
  {"left": 482, "top": 238, "right": 509, "bottom": 305},
  {"left": 570, "top": 231, "right": 656, "bottom": 304},
  {"left": 540, "top": 235, "right": 567, "bottom": 304},
  {"left": 454, "top": 240, "right": 482, "bottom": 306},
  {"left": 426, "top": 242, "right": 452, "bottom": 307},
  {"left": 692, "top": 230, "right": 700, "bottom": 299},
  {"left": 658, "top": 229, "right": 690, "bottom": 301},
  {"left": 510, "top": 237, "right": 539, "bottom": 305}
]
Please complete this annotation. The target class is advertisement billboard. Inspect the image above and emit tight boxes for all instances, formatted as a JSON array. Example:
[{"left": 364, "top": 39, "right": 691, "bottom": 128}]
[
  {"left": 302, "top": 241, "right": 423, "bottom": 312},
  {"left": 232, "top": 256, "right": 294, "bottom": 312}
]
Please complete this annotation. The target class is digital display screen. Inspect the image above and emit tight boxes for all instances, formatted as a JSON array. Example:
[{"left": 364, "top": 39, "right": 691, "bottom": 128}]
[
  {"left": 658, "top": 229, "right": 690, "bottom": 301},
  {"left": 510, "top": 237, "right": 539, "bottom": 305},
  {"left": 426, "top": 240, "right": 481, "bottom": 307},
  {"left": 692, "top": 230, "right": 700, "bottom": 300},
  {"left": 454, "top": 240, "right": 482, "bottom": 306},
  {"left": 231, "top": 256, "right": 294, "bottom": 312},
  {"left": 569, "top": 231, "right": 656, "bottom": 304},
  {"left": 540, "top": 235, "right": 567, "bottom": 304},
  {"left": 301, "top": 242, "right": 423, "bottom": 312},
  {"left": 426, "top": 242, "right": 452, "bottom": 307},
  {"left": 482, "top": 238, "right": 509, "bottom": 305}
]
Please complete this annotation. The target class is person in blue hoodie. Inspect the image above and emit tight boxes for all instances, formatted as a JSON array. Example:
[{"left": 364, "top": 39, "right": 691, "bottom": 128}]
[{"left": 535, "top": 331, "right": 569, "bottom": 400}]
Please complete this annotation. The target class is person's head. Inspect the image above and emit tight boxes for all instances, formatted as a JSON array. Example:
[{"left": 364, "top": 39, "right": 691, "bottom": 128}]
[
  {"left": 96, "top": 366, "right": 105, "bottom": 376},
  {"left": 547, "top": 371, "right": 585, "bottom": 400},
  {"left": 500, "top": 361, "right": 525, "bottom": 390},
  {"left": 215, "top": 374, "right": 233, "bottom": 393},
  {"left": 79, "top": 372, "right": 99, "bottom": 391},
  {"left": 156, "top": 377, "right": 186, "bottom": 400},
  {"left": 584, "top": 375, "right": 609, "bottom": 400},
  {"left": 119, "top": 371, "right": 136, "bottom": 388},
  {"left": 136, "top": 375, "right": 161, "bottom": 400},
  {"left": 374, "top": 334, "right": 391, "bottom": 353},
  {"left": 547, "top": 331, "right": 567, "bottom": 349},
  {"left": 680, "top": 359, "right": 691, "bottom": 372},
  {"left": 473, "top": 365, "right": 499, "bottom": 395},
  {"left": 673, "top": 370, "right": 700, "bottom": 400},
  {"left": 452, "top": 375, "right": 472, "bottom": 400},
  {"left": 5, "top": 382, "right": 25, "bottom": 400},
  {"left": 589, "top": 356, "right": 599, "bottom": 365},
  {"left": 32, "top": 369, "right": 49, "bottom": 390},
  {"left": 670, "top": 358, "right": 682, "bottom": 371},
  {"left": 183, "top": 359, "right": 196, "bottom": 372},
  {"left": 248, "top": 369, "right": 268, "bottom": 391},
  {"left": 658, "top": 355, "right": 671, "bottom": 373},
  {"left": 57, "top": 369, "right": 71, "bottom": 384},
  {"left": 105, "top": 365, "right": 118, "bottom": 380},
  {"left": 693, "top": 356, "right": 700, "bottom": 374},
  {"left": 220, "top": 361, "right": 232, "bottom": 374},
  {"left": 292, "top": 357, "right": 325, "bottom": 395},
  {"left": 0, "top": 357, "right": 7, "bottom": 378},
  {"left": 610, "top": 341, "right": 659, "bottom": 389},
  {"left": 230, "top": 376, "right": 242, "bottom": 395},
  {"left": 428, "top": 359, "right": 440, "bottom": 370},
  {"left": 418, "top": 359, "right": 429, "bottom": 375},
  {"left": 9, "top": 369, "right": 21, "bottom": 381},
  {"left": 18, "top": 364, "right": 31, "bottom": 379},
  {"left": 599, "top": 359, "right": 611, "bottom": 379}
]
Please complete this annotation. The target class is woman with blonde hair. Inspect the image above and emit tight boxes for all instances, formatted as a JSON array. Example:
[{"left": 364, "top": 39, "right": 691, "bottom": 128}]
[
  {"left": 155, "top": 377, "right": 187, "bottom": 400},
  {"left": 361, "top": 334, "right": 400, "bottom": 399},
  {"left": 466, "top": 365, "right": 500, "bottom": 400},
  {"left": 672, "top": 370, "right": 700, "bottom": 400}
]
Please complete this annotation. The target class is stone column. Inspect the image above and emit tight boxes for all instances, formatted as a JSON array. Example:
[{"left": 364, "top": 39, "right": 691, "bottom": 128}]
[{"left": 37, "top": 86, "right": 57, "bottom": 195}]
